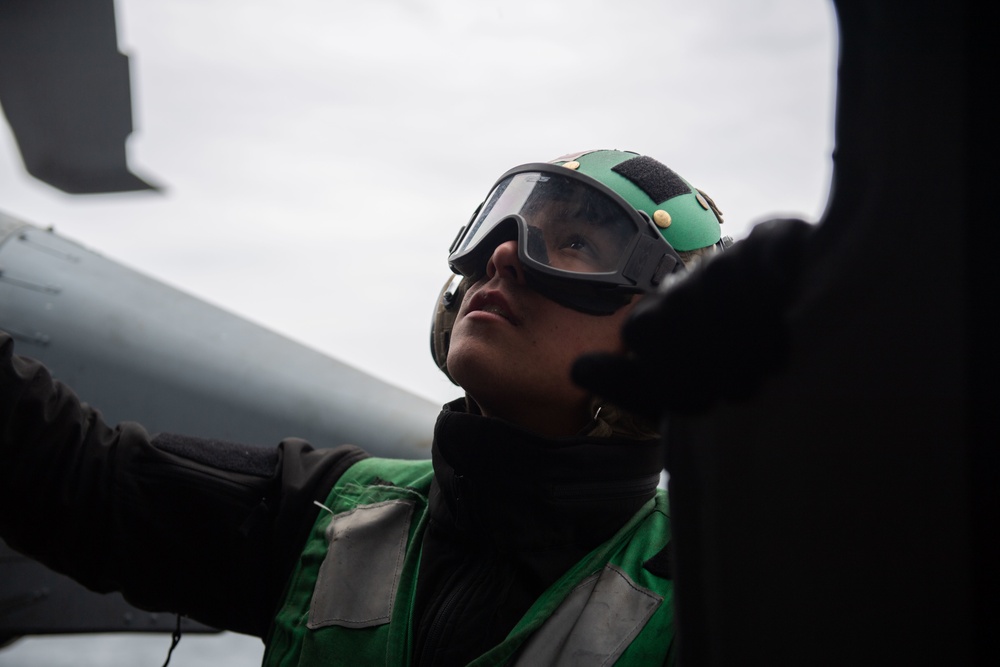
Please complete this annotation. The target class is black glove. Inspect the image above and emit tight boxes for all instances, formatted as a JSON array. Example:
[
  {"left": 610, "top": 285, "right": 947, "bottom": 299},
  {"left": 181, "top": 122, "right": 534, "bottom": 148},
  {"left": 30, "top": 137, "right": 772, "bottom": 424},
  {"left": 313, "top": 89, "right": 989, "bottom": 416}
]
[{"left": 572, "top": 218, "right": 814, "bottom": 419}]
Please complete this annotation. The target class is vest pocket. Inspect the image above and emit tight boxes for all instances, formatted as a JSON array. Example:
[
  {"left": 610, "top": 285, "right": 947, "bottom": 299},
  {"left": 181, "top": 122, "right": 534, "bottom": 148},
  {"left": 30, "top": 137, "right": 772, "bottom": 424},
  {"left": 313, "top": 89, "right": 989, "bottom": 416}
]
[{"left": 308, "top": 499, "right": 415, "bottom": 629}]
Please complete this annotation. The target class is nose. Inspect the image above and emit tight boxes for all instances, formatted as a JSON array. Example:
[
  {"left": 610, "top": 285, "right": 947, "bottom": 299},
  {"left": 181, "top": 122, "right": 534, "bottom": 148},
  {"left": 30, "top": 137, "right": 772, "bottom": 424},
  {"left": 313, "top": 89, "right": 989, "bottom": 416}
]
[{"left": 484, "top": 239, "right": 526, "bottom": 284}]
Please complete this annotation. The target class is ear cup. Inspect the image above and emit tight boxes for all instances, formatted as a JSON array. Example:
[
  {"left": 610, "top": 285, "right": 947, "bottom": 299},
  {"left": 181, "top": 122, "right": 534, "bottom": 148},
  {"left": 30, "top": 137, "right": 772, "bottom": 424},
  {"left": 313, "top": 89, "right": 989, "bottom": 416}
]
[{"left": 429, "top": 275, "right": 469, "bottom": 385}]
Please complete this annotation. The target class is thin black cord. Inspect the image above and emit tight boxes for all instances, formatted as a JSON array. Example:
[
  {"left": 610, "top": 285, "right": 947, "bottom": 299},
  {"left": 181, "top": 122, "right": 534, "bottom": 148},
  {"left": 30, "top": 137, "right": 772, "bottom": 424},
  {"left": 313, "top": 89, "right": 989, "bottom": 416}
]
[{"left": 161, "top": 614, "right": 183, "bottom": 667}]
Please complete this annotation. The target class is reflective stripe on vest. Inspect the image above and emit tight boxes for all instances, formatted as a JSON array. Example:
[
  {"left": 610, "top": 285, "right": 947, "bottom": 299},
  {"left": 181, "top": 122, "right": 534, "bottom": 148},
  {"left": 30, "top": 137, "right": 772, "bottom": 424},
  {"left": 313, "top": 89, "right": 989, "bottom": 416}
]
[
  {"left": 264, "top": 457, "right": 675, "bottom": 666},
  {"left": 512, "top": 564, "right": 663, "bottom": 666}
]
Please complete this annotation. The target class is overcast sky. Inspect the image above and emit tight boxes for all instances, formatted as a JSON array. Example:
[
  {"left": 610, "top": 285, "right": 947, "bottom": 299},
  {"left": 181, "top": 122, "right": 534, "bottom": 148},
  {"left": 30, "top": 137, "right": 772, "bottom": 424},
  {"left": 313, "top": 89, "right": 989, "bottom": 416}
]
[{"left": 0, "top": 0, "right": 836, "bottom": 663}]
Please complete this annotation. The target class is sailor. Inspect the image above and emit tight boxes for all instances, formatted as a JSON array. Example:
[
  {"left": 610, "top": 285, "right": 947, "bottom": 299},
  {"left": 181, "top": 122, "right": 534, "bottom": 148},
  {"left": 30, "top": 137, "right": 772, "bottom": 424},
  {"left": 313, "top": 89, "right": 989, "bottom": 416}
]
[{"left": 1, "top": 149, "right": 725, "bottom": 665}]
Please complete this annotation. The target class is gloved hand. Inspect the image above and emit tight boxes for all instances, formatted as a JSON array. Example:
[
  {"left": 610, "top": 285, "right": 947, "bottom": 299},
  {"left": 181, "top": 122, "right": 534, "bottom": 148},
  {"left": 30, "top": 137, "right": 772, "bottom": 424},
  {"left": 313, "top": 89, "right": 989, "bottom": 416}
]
[{"left": 572, "top": 218, "right": 814, "bottom": 419}]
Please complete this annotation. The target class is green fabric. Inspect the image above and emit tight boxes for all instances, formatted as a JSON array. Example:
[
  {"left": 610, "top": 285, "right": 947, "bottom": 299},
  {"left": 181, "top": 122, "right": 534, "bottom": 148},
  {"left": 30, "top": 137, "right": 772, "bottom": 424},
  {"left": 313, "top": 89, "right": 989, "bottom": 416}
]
[
  {"left": 264, "top": 458, "right": 433, "bottom": 667},
  {"left": 609, "top": 496, "right": 676, "bottom": 666},
  {"left": 471, "top": 492, "right": 674, "bottom": 666},
  {"left": 264, "top": 457, "right": 674, "bottom": 666}
]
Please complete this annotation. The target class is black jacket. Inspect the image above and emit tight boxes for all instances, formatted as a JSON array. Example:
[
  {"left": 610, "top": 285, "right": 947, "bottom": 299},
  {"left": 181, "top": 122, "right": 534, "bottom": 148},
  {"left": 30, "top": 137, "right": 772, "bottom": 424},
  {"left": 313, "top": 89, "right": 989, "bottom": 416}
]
[{"left": 0, "top": 332, "right": 664, "bottom": 663}]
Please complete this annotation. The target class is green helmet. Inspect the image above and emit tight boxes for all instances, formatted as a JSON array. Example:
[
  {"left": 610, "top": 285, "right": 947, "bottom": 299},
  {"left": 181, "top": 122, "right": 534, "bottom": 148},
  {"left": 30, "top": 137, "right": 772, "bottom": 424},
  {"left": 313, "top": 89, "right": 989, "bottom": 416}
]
[
  {"left": 547, "top": 149, "right": 723, "bottom": 252},
  {"left": 432, "top": 149, "right": 725, "bottom": 383}
]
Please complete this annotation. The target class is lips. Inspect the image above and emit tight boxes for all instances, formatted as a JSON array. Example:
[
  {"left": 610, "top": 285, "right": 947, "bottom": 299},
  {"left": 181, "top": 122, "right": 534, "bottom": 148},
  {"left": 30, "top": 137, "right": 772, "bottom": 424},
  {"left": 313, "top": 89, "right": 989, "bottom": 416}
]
[{"left": 467, "top": 289, "right": 520, "bottom": 325}]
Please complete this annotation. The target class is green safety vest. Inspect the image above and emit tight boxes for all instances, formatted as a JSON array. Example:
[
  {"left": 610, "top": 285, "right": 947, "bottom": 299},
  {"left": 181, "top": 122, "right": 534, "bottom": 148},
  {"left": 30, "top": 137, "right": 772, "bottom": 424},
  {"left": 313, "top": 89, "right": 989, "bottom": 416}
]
[{"left": 264, "top": 457, "right": 675, "bottom": 666}]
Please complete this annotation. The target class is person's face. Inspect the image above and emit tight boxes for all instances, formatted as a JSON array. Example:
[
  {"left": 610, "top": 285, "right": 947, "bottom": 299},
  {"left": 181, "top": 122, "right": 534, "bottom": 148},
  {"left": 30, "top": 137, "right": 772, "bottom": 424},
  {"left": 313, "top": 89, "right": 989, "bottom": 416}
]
[
  {"left": 447, "top": 239, "right": 637, "bottom": 437},
  {"left": 521, "top": 195, "right": 635, "bottom": 274}
]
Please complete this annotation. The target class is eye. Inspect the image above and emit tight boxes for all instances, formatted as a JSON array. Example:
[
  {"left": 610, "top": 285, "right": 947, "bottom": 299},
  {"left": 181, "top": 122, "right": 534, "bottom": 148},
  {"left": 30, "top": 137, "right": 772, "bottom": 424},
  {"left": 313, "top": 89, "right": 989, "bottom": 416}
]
[
  {"left": 559, "top": 234, "right": 595, "bottom": 255},
  {"left": 549, "top": 232, "right": 607, "bottom": 272}
]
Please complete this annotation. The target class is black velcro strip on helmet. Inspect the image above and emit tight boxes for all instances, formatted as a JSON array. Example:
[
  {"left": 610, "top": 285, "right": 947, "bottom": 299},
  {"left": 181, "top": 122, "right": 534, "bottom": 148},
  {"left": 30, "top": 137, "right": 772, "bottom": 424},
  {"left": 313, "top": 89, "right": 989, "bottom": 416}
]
[{"left": 611, "top": 155, "right": 691, "bottom": 204}]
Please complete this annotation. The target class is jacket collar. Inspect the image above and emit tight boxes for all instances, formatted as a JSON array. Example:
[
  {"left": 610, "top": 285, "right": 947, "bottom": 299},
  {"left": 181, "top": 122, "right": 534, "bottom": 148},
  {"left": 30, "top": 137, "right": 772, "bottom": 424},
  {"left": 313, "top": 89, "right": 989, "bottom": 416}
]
[{"left": 429, "top": 398, "right": 664, "bottom": 551}]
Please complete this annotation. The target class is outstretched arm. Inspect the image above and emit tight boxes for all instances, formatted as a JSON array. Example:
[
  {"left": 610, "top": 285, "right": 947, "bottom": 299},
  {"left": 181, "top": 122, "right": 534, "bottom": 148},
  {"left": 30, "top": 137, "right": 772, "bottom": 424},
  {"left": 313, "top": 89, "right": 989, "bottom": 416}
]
[{"left": 0, "top": 331, "right": 367, "bottom": 636}]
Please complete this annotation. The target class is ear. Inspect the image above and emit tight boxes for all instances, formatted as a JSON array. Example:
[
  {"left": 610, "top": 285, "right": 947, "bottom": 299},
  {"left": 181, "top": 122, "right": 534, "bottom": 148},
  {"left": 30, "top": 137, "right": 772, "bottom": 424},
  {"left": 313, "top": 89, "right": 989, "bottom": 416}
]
[{"left": 429, "top": 274, "right": 468, "bottom": 386}]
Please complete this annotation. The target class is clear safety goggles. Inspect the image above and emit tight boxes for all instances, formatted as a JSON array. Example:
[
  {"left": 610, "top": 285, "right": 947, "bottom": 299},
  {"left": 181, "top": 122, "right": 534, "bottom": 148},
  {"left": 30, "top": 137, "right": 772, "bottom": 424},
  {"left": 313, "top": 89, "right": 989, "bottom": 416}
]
[{"left": 448, "top": 163, "right": 685, "bottom": 314}]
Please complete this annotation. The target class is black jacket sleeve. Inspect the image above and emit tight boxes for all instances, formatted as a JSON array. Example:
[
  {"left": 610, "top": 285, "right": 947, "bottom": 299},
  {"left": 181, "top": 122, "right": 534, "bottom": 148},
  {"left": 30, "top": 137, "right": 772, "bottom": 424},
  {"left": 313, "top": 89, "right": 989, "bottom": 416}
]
[{"left": 0, "top": 332, "right": 369, "bottom": 637}]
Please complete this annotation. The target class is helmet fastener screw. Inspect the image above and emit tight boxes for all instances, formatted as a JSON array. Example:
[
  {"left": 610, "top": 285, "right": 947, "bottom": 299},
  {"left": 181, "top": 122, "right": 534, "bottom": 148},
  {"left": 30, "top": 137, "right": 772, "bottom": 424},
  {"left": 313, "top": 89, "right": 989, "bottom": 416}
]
[{"left": 653, "top": 209, "right": 672, "bottom": 228}]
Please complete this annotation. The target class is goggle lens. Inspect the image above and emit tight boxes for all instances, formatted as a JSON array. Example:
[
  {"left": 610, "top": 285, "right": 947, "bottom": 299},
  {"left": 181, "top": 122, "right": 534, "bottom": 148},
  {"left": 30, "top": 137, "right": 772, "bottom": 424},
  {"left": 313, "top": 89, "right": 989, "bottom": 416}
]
[{"left": 455, "top": 172, "right": 639, "bottom": 275}]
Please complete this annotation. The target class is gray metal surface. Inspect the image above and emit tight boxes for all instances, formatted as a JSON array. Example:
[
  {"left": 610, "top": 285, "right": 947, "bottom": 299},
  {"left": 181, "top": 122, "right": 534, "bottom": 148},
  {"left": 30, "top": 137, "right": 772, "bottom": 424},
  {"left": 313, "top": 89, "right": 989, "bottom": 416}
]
[{"left": 0, "top": 211, "right": 439, "bottom": 455}]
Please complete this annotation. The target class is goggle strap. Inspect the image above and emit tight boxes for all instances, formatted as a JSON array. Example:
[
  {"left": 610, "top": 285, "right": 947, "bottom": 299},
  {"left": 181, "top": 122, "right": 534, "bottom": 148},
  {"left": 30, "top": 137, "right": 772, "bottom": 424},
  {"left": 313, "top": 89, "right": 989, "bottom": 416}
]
[
  {"left": 622, "top": 235, "right": 671, "bottom": 287},
  {"left": 651, "top": 252, "right": 683, "bottom": 286}
]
